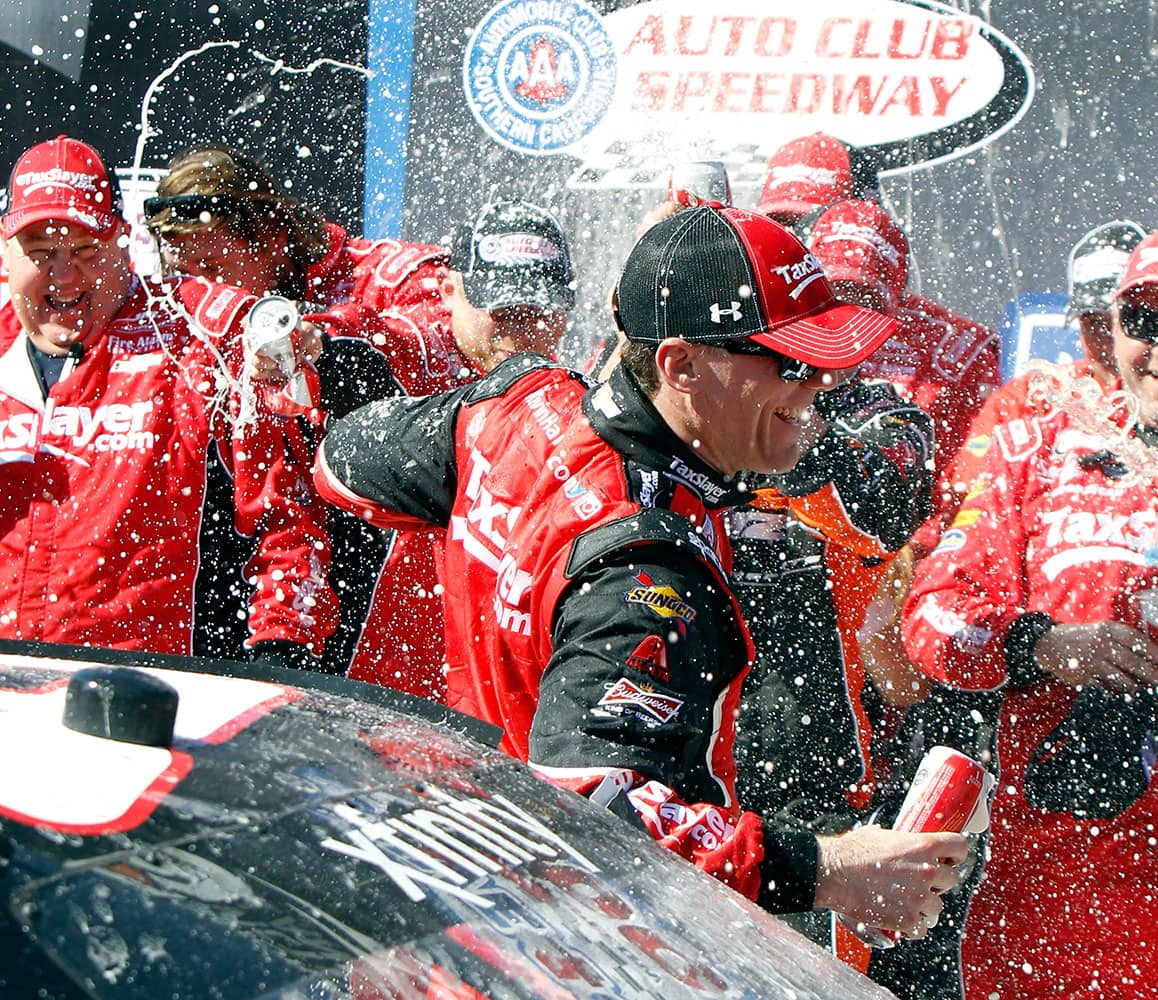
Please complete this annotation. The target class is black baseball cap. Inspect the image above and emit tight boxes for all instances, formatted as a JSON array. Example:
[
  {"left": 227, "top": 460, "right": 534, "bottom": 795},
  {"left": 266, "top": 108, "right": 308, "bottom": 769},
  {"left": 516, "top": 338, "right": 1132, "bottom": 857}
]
[
  {"left": 450, "top": 200, "right": 575, "bottom": 312},
  {"left": 614, "top": 205, "right": 897, "bottom": 368},
  {"left": 1066, "top": 220, "right": 1146, "bottom": 321}
]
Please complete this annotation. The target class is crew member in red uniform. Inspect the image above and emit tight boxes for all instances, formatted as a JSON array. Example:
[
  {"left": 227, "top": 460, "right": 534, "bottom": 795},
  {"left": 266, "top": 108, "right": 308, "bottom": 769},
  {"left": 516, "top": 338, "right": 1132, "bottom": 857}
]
[
  {"left": 903, "top": 231, "right": 1158, "bottom": 1000},
  {"left": 0, "top": 136, "right": 335, "bottom": 664},
  {"left": 315, "top": 205, "right": 967, "bottom": 932},
  {"left": 945, "top": 219, "right": 1146, "bottom": 497},
  {"left": 145, "top": 148, "right": 574, "bottom": 690}
]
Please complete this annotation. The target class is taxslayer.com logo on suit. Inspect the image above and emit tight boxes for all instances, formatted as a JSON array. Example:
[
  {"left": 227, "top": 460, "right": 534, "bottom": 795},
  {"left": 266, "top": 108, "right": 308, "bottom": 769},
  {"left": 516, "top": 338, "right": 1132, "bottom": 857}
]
[{"left": 0, "top": 399, "right": 157, "bottom": 463}]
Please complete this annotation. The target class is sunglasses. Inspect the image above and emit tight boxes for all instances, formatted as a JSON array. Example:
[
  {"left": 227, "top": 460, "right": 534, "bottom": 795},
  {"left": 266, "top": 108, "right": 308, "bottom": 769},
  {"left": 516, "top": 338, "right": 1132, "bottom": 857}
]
[
  {"left": 720, "top": 339, "right": 820, "bottom": 382},
  {"left": 143, "top": 193, "right": 248, "bottom": 222},
  {"left": 1119, "top": 303, "right": 1158, "bottom": 344}
]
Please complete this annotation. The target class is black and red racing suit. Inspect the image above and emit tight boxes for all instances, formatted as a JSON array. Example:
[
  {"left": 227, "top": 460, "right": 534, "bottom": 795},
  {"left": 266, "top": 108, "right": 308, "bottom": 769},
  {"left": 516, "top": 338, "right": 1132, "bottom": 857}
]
[{"left": 316, "top": 357, "right": 821, "bottom": 912}]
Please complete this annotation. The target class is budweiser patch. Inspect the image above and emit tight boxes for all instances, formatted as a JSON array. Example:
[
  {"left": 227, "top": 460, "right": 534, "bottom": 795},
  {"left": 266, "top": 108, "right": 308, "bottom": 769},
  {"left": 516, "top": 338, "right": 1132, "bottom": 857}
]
[{"left": 597, "top": 677, "right": 683, "bottom": 726}]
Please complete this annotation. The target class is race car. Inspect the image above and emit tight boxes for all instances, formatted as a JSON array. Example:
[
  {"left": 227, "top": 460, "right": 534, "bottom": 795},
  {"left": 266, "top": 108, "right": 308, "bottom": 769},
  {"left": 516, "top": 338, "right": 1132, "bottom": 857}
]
[{"left": 0, "top": 639, "right": 893, "bottom": 999}]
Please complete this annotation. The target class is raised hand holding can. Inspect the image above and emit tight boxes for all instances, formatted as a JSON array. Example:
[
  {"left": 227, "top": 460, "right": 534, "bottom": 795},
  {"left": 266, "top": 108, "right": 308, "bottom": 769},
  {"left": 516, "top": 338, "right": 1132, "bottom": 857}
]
[
  {"left": 245, "top": 295, "right": 302, "bottom": 378},
  {"left": 243, "top": 296, "right": 319, "bottom": 418}
]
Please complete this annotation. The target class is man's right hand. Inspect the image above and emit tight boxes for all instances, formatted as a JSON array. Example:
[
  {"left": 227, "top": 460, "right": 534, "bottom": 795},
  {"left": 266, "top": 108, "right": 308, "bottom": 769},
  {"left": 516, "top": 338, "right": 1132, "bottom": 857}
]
[
  {"left": 813, "top": 825, "right": 968, "bottom": 939},
  {"left": 1034, "top": 621, "right": 1158, "bottom": 695}
]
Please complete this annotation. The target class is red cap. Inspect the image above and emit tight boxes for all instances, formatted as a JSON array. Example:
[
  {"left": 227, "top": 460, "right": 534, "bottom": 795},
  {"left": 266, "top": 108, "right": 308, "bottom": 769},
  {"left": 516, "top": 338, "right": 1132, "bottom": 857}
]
[
  {"left": 615, "top": 205, "right": 897, "bottom": 368},
  {"left": 757, "top": 133, "right": 854, "bottom": 223},
  {"left": 807, "top": 200, "right": 909, "bottom": 313},
  {"left": 2, "top": 136, "right": 121, "bottom": 240},
  {"left": 1115, "top": 231, "right": 1158, "bottom": 298}
]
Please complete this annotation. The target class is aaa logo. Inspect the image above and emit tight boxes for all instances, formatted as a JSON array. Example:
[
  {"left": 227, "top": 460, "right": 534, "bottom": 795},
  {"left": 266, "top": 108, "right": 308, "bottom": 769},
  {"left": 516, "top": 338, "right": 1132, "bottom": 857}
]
[{"left": 463, "top": 0, "right": 617, "bottom": 155}]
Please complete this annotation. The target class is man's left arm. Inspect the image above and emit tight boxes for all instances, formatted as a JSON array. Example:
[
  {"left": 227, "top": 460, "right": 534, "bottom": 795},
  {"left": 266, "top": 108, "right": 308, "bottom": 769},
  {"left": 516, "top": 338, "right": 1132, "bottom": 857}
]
[
  {"left": 765, "top": 380, "right": 935, "bottom": 557},
  {"left": 528, "top": 545, "right": 820, "bottom": 913}
]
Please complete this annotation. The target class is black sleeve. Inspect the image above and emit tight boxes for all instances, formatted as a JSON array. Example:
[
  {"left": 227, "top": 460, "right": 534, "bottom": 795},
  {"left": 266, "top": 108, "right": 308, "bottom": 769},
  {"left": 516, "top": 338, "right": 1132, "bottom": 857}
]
[
  {"left": 320, "top": 384, "right": 472, "bottom": 527},
  {"left": 529, "top": 543, "right": 820, "bottom": 911},
  {"left": 1024, "top": 684, "right": 1157, "bottom": 818},
  {"left": 314, "top": 335, "right": 403, "bottom": 419},
  {"left": 531, "top": 544, "right": 749, "bottom": 801},
  {"left": 773, "top": 380, "right": 935, "bottom": 552},
  {"left": 319, "top": 355, "right": 556, "bottom": 527},
  {"left": 1003, "top": 610, "right": 1054, "bottom": 687}
]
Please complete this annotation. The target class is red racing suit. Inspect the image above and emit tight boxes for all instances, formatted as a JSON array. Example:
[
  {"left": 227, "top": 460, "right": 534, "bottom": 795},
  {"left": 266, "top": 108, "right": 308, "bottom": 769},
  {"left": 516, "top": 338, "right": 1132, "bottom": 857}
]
[
  {"left": 860, "top": 292, "right": 1000, "bottom": 554},
  {"left": 301, "top": 225, "right": 481, "bottom": 691},
  {"left": 943, "top": 359, "right": 1102, "bottom": 503},
  {"left": 903, "top": 401, "right": 1158, "bottom": 999},
  {"left": 316, "top": 358, "right": 822, "bottom": 913},
  {"left": 0, "top": 275, "right": 336, "bottom": 658}
]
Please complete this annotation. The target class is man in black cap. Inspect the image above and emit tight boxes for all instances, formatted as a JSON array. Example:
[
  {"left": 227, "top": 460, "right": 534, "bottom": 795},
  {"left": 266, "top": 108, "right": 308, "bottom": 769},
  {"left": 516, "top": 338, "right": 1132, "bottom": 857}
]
[
  {"left": 442, "top": 200, "right": 574, "bottom": 372},
  {"left": 315, "top": 204, "right": 967, "bottom": 931},
  {"left": 1064, "top": 219, "right": 1148, "bottom": 386}
]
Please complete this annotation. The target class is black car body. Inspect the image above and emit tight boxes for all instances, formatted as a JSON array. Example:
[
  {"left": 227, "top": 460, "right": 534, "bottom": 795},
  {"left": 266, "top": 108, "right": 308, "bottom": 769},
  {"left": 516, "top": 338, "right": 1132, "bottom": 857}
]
[{"left": 0, "top": 640, "right": 894, "bottom": 999}]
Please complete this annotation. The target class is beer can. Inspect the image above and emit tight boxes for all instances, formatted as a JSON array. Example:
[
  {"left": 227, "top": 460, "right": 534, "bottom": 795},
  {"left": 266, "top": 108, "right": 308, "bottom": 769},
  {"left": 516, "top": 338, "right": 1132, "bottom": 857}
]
[
  {"left": 837, "top": 746, "right": 993, "bottom": 950},
  {"left": 668, "top": 160, "right": 732, "bottom": 208},
  {"left": 244, "top": 295, "right": 301, "bottom": 378},
  {"left": 893, "top": 745, "right": 994, "bottom": 836},
  {"left": 1130, "top": 588, "right": 1158, "bottom": 644}
]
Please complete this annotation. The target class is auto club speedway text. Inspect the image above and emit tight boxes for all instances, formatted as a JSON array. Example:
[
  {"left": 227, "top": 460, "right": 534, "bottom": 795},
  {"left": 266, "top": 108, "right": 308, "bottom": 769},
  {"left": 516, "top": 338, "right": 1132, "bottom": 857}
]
[{"left": 626, "top": 13, "right": 979, "bottom": 118}]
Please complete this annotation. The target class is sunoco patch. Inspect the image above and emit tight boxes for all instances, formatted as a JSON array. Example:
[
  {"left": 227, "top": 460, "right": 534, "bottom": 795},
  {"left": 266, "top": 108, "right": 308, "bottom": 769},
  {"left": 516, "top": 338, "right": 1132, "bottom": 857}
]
[
  {"left": 624, "top": 571, "right": 697, "bottom": 636},
  {"left": 463, "top": 0, "right": 617, "bottom": 155}
]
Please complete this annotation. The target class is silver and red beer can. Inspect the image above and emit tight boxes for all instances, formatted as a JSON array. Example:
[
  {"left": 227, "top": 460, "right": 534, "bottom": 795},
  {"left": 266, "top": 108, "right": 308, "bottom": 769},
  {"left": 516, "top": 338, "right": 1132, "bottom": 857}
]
[
  {"left": 893, "top": 745, "right": 994, "bottom": 836},
  {"left": 244, "top": 295, "right": 301, "bottom": 379},
  {"left": 668, "top": 160, "right": 732, "bottom": 208},
  {"left": 838, "top": 746, "right": 993, "bottom": 950}
]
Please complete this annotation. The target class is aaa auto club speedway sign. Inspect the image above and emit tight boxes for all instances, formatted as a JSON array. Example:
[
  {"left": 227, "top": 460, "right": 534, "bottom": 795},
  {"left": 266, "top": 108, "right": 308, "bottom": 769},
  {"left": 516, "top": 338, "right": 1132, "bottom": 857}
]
[{"left": 463, "top": 0, "right": 1034, "bottom": 186}]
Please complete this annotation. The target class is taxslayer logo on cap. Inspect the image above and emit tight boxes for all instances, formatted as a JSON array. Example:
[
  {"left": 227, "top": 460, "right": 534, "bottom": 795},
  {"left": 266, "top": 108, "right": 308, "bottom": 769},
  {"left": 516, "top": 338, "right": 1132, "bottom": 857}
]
[
  {"left": 807, "top": 199, "right": 909, "bottom": 312},
  {"left": 769, "top": 252, "right": 827, "bottom": 302},
  {"left": 2, "top": 135, "right": 121, "bottom": 240},
  {"left": 615, "top": 205, "right": 897, "bottom": 368},
  {"left": 758, "top": 133, "right": 855, "bottom": 221}
]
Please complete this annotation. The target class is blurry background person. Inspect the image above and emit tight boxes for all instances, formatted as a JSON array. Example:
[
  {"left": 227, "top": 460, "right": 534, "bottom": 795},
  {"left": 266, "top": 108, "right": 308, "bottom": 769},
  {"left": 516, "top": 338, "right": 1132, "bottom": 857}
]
[
  {"left": 755, "top": 136, "right": 1002, "bottom": 730},
  {"left": 756, "top": 131, "right": 873, "bottom": 225},
  {"left": 0, "top": 135, "right": 334, "bottom": 666},
  {"left": 733, "top": 198, "right": 997, "bottom": 999},
  {"left": 902, "top": 231, "right": 1158, "bottom": 1000},
  {"left": 147, "top": 152, "right": 575, "bottom": 693},
  {"left": 757, "top": 132, "right": 1001, "bottom": 544},
  {"left": 732, "top": 199, "right": 931, "bottom": 828},
  {"left": 944, "top": 219, "right": 1147, "bottom": 500}
]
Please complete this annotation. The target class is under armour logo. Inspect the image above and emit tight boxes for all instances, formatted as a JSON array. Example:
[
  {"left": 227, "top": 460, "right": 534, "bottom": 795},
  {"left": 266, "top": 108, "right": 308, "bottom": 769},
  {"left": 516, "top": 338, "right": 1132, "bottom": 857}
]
[{"left": 709, "top": 301, "right": 743, "bottom": 324}]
